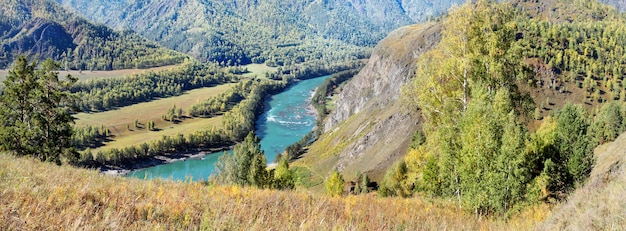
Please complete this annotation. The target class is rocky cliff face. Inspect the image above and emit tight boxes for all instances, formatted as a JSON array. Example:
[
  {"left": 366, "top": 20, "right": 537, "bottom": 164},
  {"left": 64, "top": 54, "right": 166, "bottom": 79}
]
[
  {"left": 324, "top": 22, "right": 440, "bottom": 132},
  {"left": 299, "top": 23, "right": 441, "bottom": 181}
]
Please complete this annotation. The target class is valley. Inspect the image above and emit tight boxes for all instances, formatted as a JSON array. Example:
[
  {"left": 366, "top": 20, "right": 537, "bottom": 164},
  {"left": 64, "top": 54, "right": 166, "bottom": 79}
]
[
  {"left": 1, "top": 0, "right": 626, "bottom": 230},
  {"left": 126, "top": 75, "right": 330, "bottom": 181},
  {"left": 74, "top": 84, "right": 233, "bottom": 152}
]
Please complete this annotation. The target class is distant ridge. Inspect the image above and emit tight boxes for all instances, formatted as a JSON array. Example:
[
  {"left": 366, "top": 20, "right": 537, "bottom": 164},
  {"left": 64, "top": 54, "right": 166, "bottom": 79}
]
[
  {"left": 0, "top": 0, "right": 186, "bottom": 70},
  {"left": 54, "top": 0, "right": 464, "bottom": 64}
]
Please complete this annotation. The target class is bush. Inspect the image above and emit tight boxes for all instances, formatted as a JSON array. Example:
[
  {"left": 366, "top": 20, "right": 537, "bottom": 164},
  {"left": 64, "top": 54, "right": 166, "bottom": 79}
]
[
  {"left": 325, "top": 170, "right": 345, "bottom": 197},
  {"left": 378, "top": 161, "right": 411, "bottom": 198}
]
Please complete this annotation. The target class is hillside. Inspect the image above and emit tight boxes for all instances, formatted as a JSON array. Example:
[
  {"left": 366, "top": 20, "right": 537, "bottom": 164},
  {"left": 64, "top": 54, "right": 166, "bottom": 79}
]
[
  {"left": 303, "top": 0, "right": 626, "bottom": 176},
  {"left": 0, "top": 0, "right": 186, "bottom": 69},
  {"left": 295, "top": 22, "right": 441, "bottom": 183},
  {"left": 2, "top": 0, "right": 626, "bottom": 228},
  {"left": 541, "top": 132, "right": 626, "bottom": 230},
  {"left": 0, "top": 153, "right": 544, "bottom": 230},
  {"left": 54, "top": 0, "right": 464, "bottom": 65}
]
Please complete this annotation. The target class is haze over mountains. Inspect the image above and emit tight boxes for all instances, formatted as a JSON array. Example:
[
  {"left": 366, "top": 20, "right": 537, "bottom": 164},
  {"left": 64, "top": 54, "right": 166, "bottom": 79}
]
[{"left": 54, "top": 0, "right": 464, "bottom": 64}]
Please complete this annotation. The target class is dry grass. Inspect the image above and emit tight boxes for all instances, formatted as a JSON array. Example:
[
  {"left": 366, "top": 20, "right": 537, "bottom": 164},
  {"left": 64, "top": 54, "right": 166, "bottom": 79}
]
[
  {"left": 74, "top": 84, "right": 233, "bottom": 152},
  {"left": 0, "top": 154, "right": 544, "bottom": 230},
  {"left": 0, "top": 64, "right": 180, "bottom": 82}
]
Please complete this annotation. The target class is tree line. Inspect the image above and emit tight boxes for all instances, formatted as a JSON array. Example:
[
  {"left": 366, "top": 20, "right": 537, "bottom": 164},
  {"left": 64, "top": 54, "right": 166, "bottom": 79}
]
[
  {"left": 71, "top": 125, "right": 109, "bottom": 150},
  {"left": 188, "top": 81, "right": 254, "bottom": 117},
  {"left": 311, "top": 69, "right": 361, "bottom": 116},
  {"left": 76, "top": 79, "right": 285, "bottom": 167},
  {"left": 70, "top": 60, "right": 236, "bottom": 112}
]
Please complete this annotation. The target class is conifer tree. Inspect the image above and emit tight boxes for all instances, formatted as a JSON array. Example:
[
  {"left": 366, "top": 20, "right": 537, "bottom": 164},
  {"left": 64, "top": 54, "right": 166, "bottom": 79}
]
[{"left": 0, "top": 56, "right": 77, "bottom": 164}]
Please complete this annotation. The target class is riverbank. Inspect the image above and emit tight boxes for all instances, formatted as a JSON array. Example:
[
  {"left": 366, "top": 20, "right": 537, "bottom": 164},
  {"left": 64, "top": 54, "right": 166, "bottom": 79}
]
[
  {"left": 109, "top": 74, "right": 333, "bottom": 181},
  {"left": 100, "top": 147, "right": 231, "bottom": 176}
]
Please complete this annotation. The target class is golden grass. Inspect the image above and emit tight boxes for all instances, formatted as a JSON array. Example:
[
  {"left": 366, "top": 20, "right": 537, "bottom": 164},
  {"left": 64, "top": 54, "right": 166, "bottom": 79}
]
[
  {"left": 0, "top": 154, "right": 542, "bottom": 230},
  {"left": 0, "top": 64, "right": 180, "bottom": 82},
  {"left": 74, "top": 84, "right": 233, "bottom": 152}
]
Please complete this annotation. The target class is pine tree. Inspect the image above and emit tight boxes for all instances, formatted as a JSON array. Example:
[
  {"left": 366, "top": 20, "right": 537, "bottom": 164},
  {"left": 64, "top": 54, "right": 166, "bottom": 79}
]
[
  {"left": 556, "top": 103, "right": 595, "bottom": 185},
  {"left": 0, "top": 56, "right": 77, "bottom": 164},
  {"left": 359, "top": 173, "right": 371, "bottom": 194}
]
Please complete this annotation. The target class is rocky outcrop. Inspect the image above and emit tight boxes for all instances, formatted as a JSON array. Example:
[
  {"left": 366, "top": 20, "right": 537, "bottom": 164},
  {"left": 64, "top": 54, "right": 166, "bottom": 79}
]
[
  {"left": 302, "top": 23, "right": 441, "bottom": 180},
  {"left": 325, "top": 22, "right": 441, "bottom": 132}
]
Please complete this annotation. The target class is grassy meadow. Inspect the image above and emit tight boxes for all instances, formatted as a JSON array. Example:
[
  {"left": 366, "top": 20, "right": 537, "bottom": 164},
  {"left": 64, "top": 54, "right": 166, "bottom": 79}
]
[
  {"left": 0, "top": 64, "right": 181, "bottom": 83},
  {"left": 0, "top": 153, "right": 547, "bottom": 230},
  {"left": 240, "top": 63, "right": 277, "bottom": 78},
  {"left": 74, "top": 84, "right": 234, "bottom": 152}
]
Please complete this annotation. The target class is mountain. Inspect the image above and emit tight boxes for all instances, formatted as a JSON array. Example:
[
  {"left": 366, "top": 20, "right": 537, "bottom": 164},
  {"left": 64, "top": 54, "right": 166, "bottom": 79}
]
[
  {"left": 0, "top": 0, "right": 187, "bottom": 70},
  {"left": 54, "top": 0, "right": 464, "bottom": 65},
  {"left": 296, "top": 22, "right": 442, "bottom": 181},
  {"left": 301, "top": 0, "right": 626, "bottom": 178}
]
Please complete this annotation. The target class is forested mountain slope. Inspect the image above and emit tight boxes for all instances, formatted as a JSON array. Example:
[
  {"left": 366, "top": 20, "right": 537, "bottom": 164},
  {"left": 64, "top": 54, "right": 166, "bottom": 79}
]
[
  {"left": 301, "top": 0, "right": 626, "bottom": 215},
  {"left": 0, "top": 0, "right": 186, "bottom": 70},
  {"left": 54, "top": 0, "right": 464, "bottom": 65}
]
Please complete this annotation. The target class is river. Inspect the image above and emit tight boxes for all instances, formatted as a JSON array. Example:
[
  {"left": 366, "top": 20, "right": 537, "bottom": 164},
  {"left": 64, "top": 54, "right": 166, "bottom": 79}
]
[{"left": 127, "top": 75, "right": 330, "bottom": 181}]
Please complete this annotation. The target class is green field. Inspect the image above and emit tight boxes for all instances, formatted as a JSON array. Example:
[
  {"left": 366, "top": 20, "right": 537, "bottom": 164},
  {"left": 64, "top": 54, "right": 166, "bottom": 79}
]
[
  {"left": 74, "top": 84, "right": 234, "bottom": 152},
  {"left": 0, "top": 64, "right": 180, "bottom": 82},
  {"left": 240, "top": 63, "right": 277, "bottom": 78}
]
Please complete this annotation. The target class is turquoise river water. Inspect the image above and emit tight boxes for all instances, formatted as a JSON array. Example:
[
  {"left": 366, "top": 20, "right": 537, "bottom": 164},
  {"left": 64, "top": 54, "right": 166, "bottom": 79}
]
[{"left": 127, "top": 75, "right": 330, "bottom": 181}]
